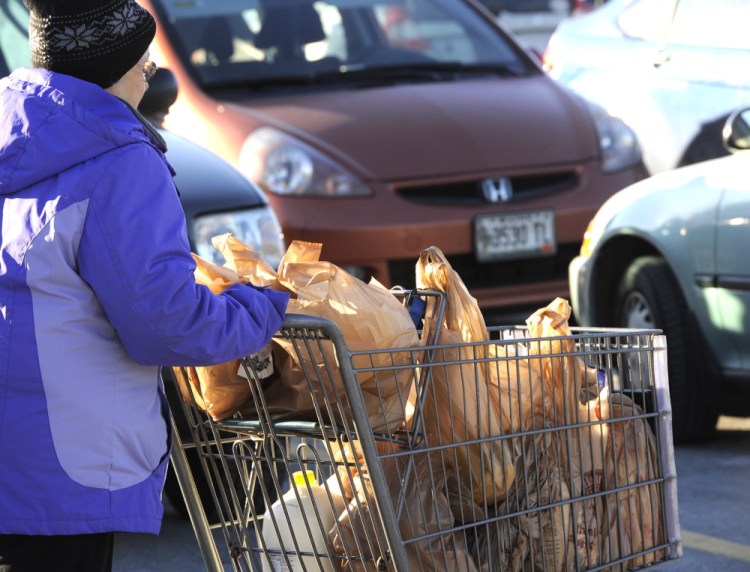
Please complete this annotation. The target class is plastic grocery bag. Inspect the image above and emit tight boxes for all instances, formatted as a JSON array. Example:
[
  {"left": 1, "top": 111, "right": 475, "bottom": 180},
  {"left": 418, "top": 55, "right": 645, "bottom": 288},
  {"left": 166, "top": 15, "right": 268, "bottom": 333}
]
[
  {"left": 566, "top": 397, "right": 608, "bottom": 569},
  {"left": 330, "top": 452, "right": 481, "bottom": 572},
  {"left": 486, "top": 341, "right": 542, "bottom": 435},
  {"left": 514, "top": 298, "right": 664, "bottom": 569},
  {"left": 415, "top": 246, "right": 515, "bottom": 507},
  {"left": 173, "top": 360, "right": 248, "bottom": 421},
  {"left": 477, "top": 465, "right": 574, "bottom": 572},
  {"left": 470, "top": 298, "right": 606, "bottom": 571},
  {"left": 178, "top": 235, "right": 421, "bottom": 432},
  {"left": 525, "top": 298, "right": 586, "bottom": 427},
  {"left": 270, "top": 242, "right": 421, "bottom": 434},
  {"left": 599, "top": 393, "right": 666, "bottom": 570},
  {"left": 524, "top": 298, "right": 616, "bottom": 568},
  {"left": 171, "top": 235, "right": 284, "bottom": 420}
]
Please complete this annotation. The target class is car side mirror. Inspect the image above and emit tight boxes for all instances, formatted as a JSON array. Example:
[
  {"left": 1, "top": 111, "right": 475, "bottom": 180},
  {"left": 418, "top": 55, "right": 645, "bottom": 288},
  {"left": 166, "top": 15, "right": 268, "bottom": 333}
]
[
  {"left": 138, "top": 66, "right": 179, "bottom": 120},
  {"left": 723, "top": 107, "right": 750, "bottom": 153}
]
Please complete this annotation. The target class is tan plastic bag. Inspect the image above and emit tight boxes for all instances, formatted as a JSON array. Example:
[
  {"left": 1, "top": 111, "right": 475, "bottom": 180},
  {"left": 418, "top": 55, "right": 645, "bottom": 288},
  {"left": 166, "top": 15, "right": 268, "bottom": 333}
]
[
  {"left": 173, "top": 360, "right": 251, "bottom": 421},
  {"left": 523, "top": 298, "right": 611, "bottom": 569},
  {"left": 415, "top": 246, "right": 515, "bottom": 507},
  {"left": 266, "top": 243, "right": 420, "bottom": 434},
  {"left": 330, "top": 452, "right": 481, "bottom": 572},
  {"left": 211, "top": 232, "right": 287, "bottom": 289},
  {"left": 176, "top": 235, "right": 420, "bottom": 429},
  {"left": 479, "top": 456, "right": 575, "bottom": 572},
  {"left": 173, "top": 238, "right": 272, "bottom": 420},
  {"left": 170, "top": 235, "right": 281, "bottom": 419},
  {"left": 486, "top": 342, "right": 543, "bottom": 435},
  {"left": 524, "top": 298, "right": 582, "bottom": 428},
  {"left": 567, "top": 397, "right": 608, "bottom": 569},
  {"left": 599, "top": 393, "right": 666, "bottom": 570},
  {"left": 518, "top": 299, "right": 664, "bottom": 569}
]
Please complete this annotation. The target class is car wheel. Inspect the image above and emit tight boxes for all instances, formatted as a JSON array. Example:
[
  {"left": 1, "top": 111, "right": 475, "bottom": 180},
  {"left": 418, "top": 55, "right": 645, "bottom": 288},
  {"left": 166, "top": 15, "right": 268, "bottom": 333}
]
[{"left": 616, "top": 256, "right": 718, "bottom": 443}]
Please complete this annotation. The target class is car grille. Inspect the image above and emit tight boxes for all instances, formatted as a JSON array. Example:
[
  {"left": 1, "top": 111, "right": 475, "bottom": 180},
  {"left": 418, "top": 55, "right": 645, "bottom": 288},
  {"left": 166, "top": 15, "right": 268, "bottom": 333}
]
[
  {"left": 388, "top": 242, "right": 580, "bottom": 290},
  {"left": 394, "top": 171, "right": 578, "bottom": 205}
]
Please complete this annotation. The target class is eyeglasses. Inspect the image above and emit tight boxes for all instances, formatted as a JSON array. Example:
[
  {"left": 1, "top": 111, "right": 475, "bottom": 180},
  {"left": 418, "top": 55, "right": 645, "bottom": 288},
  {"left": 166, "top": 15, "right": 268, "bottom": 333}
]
[{"left": 142, "top": 61, "right": 159, "bottom": 82}]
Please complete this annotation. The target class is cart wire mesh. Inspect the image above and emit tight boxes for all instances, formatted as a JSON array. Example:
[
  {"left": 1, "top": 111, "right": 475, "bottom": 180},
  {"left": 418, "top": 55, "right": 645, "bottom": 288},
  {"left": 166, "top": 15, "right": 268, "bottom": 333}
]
[{"left": 169, "top": 290, "right": 681, "bottom": 572}]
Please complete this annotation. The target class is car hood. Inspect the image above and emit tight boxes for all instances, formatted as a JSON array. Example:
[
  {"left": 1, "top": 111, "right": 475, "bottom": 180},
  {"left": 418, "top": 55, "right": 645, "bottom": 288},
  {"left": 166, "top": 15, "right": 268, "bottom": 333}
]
[
  {"left": 163, "top": 130, "right": 266, "bottom": 218},
  {"left": 229, "top": 76, "right": 599, "bottom": 180},
  {"left": 591, "top": 152, "right": 749, "bottom": 253}
]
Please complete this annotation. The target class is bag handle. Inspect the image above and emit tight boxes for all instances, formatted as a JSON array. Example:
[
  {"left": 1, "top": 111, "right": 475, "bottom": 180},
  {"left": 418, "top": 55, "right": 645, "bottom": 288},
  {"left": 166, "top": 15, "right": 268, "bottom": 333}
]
[{"left": 416, "top": 246, "right": 451, "bottom": 292}]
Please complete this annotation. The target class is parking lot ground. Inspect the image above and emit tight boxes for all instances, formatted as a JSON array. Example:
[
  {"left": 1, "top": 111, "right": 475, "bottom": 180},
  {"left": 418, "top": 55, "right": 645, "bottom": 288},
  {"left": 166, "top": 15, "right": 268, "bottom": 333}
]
[
  {"left": 114, "top": 416, "right": 750, "bottom": 572},
  {"left": 666, "top": 416, "right": 750, "bottom": 572}
]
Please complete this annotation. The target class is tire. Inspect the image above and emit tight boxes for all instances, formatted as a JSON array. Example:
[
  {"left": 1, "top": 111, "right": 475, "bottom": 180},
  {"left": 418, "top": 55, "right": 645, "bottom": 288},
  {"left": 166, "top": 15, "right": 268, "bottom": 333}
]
[{"left": 616, "top": 256, "right": 718, "bottom": 443}]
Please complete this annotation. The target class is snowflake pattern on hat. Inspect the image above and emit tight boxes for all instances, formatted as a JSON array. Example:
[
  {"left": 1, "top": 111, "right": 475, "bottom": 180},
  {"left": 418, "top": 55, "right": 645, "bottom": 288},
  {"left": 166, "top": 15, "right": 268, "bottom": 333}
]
[
  {"left": 110, "top": 4, "right": 143, "bottom": 36},
  {"left": 52, "top": 25, "right": 97, "bottom": 52},
  {"left": 28, "top": 0, "right": 156, "bottom": 87},
  {"left": 41, "top": 2, "right": 148, "bottom": 54}
]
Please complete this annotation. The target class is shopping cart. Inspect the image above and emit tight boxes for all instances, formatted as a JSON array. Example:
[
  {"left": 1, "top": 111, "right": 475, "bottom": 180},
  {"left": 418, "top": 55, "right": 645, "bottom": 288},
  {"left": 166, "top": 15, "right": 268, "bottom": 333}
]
[{"left": 169, "top": 289, "right": 682, "bottom": 571}]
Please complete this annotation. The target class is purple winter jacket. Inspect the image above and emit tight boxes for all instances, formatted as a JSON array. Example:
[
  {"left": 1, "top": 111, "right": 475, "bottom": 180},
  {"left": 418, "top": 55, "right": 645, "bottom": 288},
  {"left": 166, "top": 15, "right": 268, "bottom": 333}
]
[{"left": 0, "top": 68, "right": 289, "bottom": 535}]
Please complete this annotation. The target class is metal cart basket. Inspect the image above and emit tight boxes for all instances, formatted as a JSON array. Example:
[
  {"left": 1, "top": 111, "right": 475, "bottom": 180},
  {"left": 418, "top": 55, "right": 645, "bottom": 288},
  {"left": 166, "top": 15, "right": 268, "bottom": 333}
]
[{"left": 169, "top": 290, "right": 681, "bottom": 571}]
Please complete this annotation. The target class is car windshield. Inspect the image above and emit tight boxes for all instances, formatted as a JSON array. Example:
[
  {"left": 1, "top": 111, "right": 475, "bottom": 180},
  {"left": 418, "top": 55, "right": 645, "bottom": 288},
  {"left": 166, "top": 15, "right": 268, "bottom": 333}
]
[
  {"left": 153, "top": 0, "right": 532, "bottom": 90},
  {"left": 0, "top": 0, "right": 31, "bottom": 74}
]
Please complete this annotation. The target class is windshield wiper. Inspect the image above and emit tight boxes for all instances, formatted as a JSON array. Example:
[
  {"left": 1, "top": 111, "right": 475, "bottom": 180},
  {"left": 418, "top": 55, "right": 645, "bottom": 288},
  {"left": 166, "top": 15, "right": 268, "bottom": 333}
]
[
  {"left": 203, "top": 73, "right": 324, "bottom": 92},
  {"left": 333, "top": 61, "right": 529, "bottom": 80},
  {"left": 202, "top": 61, "right": 529, "bottom": 92}
]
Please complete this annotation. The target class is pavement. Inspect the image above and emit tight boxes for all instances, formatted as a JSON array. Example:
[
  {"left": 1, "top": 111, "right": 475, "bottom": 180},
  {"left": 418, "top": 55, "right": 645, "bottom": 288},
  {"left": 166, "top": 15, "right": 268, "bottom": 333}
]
[
  {"left": 113, "top": 417, "right": 750, "bottom": 571},
  {"left": 113, "top": 501, "right": 209, "bottom": 571}
]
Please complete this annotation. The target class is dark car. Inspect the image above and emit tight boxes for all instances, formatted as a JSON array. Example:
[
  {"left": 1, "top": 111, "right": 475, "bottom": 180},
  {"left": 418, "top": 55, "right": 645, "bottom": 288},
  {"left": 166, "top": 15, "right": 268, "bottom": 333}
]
[{"left": 140, "top": 0, "right": 647, "bottom": 321}]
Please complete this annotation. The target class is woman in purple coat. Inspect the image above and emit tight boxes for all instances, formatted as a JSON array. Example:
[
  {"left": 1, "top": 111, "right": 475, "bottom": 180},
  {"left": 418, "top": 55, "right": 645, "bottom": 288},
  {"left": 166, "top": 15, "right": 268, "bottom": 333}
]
[{"left": 0, "top": 1, "right": 289, "bottom": 570}]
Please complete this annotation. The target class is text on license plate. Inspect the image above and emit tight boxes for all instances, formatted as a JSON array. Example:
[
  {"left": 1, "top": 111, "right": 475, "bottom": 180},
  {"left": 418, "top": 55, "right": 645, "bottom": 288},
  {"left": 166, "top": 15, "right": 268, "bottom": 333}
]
[{"left": 474, "top": 211, "right": 556, "bottom": 262}]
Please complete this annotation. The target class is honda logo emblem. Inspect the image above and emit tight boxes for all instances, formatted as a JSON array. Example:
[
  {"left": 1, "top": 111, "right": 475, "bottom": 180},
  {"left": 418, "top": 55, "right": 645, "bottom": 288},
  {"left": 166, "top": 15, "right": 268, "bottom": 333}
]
[{"left": 481, "top": 177, "right": 513, "bottom": 203}]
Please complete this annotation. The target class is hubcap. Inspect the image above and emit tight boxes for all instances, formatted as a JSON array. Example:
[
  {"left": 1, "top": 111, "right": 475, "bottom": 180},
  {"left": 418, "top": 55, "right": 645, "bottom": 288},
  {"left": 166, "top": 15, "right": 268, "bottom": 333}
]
[{"left": 621, "top": 291, "right": 655, "bottom": 329}]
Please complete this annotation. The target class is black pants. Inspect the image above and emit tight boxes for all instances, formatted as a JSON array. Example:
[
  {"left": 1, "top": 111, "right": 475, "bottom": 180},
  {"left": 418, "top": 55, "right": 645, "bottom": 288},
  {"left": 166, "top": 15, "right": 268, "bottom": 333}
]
[{"left": 0, "top": 533, "right": 114, "bottom": 572}]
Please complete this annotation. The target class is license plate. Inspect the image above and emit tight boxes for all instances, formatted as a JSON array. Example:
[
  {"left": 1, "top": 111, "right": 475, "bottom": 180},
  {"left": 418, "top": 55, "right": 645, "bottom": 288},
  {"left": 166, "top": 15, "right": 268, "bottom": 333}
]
[{"left": 474, "top": 210, "right": 556, "bottom": 262}]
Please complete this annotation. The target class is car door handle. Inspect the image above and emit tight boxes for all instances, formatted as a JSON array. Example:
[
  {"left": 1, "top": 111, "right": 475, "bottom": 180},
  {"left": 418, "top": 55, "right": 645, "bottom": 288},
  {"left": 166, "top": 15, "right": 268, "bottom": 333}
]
[{"left": 652, "top": 46, "right": 671, "bottom": 69}]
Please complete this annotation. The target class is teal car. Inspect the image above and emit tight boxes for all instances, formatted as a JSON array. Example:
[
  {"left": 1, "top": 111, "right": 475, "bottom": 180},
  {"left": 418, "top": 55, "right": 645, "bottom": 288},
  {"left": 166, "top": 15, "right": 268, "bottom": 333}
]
[{"left": 569, "top": 108, "right": 750, "bottom": 443}]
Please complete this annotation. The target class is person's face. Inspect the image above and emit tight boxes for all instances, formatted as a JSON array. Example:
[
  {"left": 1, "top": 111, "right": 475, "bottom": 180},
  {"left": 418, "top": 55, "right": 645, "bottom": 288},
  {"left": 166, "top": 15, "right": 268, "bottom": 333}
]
[{"left": 106, "top": 51, "right": 152, "bottom": 108}]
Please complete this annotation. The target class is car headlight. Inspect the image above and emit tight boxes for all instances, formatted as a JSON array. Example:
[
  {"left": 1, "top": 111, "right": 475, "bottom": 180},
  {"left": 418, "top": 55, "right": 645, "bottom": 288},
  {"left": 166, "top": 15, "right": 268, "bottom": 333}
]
[
  {"left": 192, "top": 206, "right": 286, "bottom": 268},
  {"left": 586, "top": 100, "right": 642, "bottom": 173},
  {"left": 238, "top": 127, "right": 372, "bottom": 197},
  {"left": 579, "top": 219, "right": 598, "bottom": 258}
]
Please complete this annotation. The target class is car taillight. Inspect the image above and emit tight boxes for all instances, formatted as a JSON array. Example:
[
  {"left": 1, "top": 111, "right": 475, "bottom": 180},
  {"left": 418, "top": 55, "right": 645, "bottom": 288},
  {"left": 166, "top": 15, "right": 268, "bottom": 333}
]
[
  {"left": 570, "top": 0, "right": 594, "bottom": 15},
  {"left": 541, "top": 36, "right": 557, "bottom": 73}
]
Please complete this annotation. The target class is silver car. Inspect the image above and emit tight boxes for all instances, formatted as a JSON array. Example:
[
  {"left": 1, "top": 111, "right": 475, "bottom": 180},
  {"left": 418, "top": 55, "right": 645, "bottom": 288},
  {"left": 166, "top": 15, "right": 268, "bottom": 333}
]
[
  {"left": 544, "top": 0, "right": 750, "bottom": 175},
  {"left": 569, "top": 108, "right": 750, "bottom": 443}
]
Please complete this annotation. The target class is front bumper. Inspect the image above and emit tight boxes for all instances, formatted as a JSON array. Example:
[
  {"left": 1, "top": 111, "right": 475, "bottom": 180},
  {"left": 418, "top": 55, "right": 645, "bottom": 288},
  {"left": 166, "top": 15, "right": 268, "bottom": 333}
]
[{"left": 568, "top": 253, "right": 594, "bottom": 325}]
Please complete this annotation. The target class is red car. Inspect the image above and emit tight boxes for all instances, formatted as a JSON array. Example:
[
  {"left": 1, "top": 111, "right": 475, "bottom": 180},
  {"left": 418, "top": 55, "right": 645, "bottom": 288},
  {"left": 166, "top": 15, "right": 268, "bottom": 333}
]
[{"left": 142, "top": 0, "right": 645, "bottom": 317}]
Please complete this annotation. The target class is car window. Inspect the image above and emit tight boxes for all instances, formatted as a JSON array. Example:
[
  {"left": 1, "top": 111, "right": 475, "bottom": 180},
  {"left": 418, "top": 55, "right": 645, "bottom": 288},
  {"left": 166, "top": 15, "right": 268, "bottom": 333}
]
[
  {"left": 372, "top": 3, "right": 478, "bottom": 61},
  {"left": 618, "top": 0, "right": 749, "bottom": 50},
  {"left": 0, "top": 0, "right": 31, "bottom": 72},
  {"left": 668, "top": 0, "right": 749, "bottom": 50},
  {"left": 617, "top": 0, "right": 676, "bottom": 42},
  {"left": 154, "top": 0, "right": 528, "bottom": 89}
]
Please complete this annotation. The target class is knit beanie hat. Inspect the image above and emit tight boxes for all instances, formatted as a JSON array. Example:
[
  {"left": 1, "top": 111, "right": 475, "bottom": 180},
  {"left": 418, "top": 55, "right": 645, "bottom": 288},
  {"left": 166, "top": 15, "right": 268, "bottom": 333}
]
[{"left": 26, "top": 0, "right": 156, "bottom": 88}]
